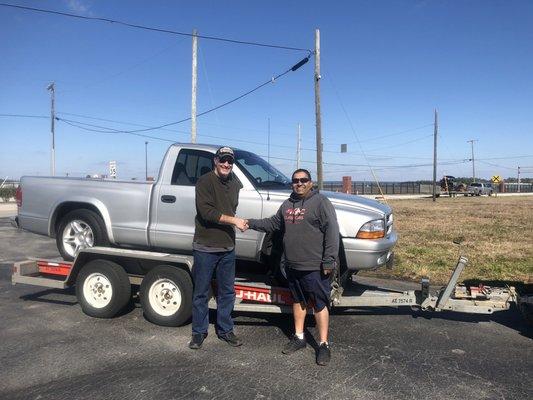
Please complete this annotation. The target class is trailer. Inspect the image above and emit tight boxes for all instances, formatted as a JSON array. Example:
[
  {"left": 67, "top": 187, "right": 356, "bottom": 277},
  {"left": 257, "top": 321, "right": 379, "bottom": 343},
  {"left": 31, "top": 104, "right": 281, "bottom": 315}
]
[{"left": 11, "top": 247, "right": 529, "bottom": 326}]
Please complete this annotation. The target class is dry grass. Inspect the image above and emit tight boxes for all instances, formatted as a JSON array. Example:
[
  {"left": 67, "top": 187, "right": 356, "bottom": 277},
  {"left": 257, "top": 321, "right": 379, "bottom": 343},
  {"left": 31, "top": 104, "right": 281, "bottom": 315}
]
[{"left": 360, "top": 195, "right": 533, "bottom": 285}]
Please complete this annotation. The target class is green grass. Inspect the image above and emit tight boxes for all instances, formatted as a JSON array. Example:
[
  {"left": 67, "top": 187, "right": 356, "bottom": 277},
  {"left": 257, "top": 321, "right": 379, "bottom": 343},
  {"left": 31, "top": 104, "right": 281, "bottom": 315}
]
[{"left": 360, "top": 195, "right": 533, "bottom": 285}]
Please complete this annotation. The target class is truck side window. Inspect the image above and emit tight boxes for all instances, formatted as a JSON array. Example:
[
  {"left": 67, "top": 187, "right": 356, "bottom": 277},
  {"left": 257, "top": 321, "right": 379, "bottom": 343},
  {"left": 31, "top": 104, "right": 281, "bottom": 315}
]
[{"left": 171, "top": 150, "right": 214, "bottom": 186}]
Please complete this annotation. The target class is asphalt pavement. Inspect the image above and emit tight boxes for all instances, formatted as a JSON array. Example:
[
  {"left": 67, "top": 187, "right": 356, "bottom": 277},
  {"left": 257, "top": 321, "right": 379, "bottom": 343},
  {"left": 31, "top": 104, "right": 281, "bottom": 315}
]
[{"left": 0, "top": 217, "right": 531, "bottom": 400}]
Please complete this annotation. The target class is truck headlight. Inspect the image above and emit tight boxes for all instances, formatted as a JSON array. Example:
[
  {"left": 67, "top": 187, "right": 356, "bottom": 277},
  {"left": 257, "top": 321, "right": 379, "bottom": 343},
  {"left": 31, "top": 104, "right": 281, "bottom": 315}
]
[{"left": 356, "top": 219, "right": 385, "bottom": 239}]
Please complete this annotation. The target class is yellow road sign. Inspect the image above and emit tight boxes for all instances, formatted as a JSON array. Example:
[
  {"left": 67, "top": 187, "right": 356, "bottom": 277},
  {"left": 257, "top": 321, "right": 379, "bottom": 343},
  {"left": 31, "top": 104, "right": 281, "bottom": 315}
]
[{"left": 491, "top": 175, "right": 502, "bottom": 183}]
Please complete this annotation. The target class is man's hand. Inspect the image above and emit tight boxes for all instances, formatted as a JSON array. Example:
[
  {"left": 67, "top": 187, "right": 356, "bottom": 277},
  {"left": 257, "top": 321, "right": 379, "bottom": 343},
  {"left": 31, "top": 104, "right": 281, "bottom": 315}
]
[
  {"left": 322, "top": 262, "right": 336, "bottom": 275},
  {"left": 234, "top": 217, "right": 248, "bottom": 232}
]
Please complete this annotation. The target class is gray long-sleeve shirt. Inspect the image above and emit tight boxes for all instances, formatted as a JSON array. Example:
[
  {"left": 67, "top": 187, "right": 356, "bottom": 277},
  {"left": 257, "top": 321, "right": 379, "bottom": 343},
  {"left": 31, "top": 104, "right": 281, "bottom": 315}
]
[{"left": 248, "top": 190, "right": 340, "bottom": 271}]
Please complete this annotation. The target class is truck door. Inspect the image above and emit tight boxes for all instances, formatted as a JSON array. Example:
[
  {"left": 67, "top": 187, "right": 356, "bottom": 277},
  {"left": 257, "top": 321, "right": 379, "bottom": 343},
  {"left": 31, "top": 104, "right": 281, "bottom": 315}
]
[{"left": 152, "top": 148, "right": 262, "bottom": 260}]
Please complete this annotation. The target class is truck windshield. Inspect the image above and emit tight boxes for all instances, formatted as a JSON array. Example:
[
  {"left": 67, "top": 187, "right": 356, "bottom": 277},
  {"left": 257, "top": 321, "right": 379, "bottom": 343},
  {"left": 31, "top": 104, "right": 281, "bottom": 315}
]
[{"left": 234, "top": 150, "right": 291, "bottom": 189}]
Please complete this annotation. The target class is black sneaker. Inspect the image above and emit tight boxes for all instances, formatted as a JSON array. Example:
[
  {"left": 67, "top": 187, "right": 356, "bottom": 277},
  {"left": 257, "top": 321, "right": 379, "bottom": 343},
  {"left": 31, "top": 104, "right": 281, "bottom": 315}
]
[
  {"left": 282, "top": 335, "right": 307, "bottom": 354},
  {"left": 188, "top": 333, "right": 207, "bottom": 350},
  {"left": 217, "top": 331, "right": 243, "bottom": 347},
  {"left": 316, "top": 342, "right": 331, "bottom": 366}
]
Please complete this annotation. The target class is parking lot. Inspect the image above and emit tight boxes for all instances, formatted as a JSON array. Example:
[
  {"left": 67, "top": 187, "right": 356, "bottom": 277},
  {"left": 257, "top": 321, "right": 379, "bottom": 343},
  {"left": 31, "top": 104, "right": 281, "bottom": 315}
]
[{"left": 0, "top": 215, "right": 532, "bottom": 400}]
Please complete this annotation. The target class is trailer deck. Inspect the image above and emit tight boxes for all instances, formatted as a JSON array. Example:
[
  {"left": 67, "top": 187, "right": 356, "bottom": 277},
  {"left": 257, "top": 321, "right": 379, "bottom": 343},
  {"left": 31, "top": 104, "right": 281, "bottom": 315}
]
[{"left": 12, "top": 248, "right": 521, "bottom": 322}]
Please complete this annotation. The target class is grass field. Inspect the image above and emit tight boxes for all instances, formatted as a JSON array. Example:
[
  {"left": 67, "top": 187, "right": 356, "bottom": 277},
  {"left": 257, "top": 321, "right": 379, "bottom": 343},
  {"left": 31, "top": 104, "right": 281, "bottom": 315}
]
[{"left": 360, "top": 195, "right": 533, "bottom": 285}]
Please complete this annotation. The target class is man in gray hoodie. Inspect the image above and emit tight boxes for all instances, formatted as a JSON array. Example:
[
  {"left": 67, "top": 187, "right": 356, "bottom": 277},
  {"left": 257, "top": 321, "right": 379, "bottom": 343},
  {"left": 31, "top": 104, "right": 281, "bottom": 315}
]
[{"left": 246, "top": 169, "right": 339, "bottom": 366}]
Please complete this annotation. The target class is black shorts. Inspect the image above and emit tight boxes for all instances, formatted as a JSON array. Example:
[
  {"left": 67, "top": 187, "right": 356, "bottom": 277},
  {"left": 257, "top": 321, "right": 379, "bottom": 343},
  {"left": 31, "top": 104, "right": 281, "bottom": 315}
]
[{"left": 286, "top": 268, "right": 332, "bottom": 312}]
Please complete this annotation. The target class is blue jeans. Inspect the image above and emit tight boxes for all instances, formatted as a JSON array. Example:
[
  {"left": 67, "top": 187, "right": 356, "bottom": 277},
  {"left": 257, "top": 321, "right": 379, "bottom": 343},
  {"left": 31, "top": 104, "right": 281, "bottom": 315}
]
[{"left": 192, "top": 249, "right": 236, "bottom": 335}]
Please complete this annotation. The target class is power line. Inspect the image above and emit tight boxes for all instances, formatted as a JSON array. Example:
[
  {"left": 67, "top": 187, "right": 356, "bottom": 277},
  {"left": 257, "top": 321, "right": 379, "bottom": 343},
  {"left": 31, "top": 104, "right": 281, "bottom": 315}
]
[
  {"left": 0, "top": 3, "right": 311, "bottom": 53},
  {"left": 57, "top": 41, "right": 182, "bottom": 94},
  {"left": 0, "top": 113, "right": 47, "bottom": 119},
  {"left": 55, "top": 56, "right": 309, "bottom": 134},
  {"left": 477, "top": 160, "right": 516, "bottom": 171},
  {"left": 323, "top": 123, "right": 434, "bottom": 146},
  {"left": 58, "top": 118, "right": 175, "bottom": 142}
]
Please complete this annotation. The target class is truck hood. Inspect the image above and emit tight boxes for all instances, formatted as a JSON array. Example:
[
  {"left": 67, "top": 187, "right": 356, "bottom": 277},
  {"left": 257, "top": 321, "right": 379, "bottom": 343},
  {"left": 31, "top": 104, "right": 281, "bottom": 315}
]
[{"left": 257, "top": 189, "right": 391, "bottom": 217}]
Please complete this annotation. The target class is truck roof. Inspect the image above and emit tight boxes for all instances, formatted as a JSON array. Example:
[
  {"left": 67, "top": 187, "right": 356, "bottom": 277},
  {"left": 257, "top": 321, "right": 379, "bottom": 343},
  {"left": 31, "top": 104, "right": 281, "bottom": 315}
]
[{"left": 170, "top": 143, "right": 242, "bottom": 152}]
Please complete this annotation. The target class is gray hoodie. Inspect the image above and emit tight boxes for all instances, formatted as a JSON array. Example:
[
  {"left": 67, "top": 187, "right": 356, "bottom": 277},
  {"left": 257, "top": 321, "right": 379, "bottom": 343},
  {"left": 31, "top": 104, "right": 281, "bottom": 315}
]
[{"left": 248, "top": 190, "right": 340, "bottom": 272}]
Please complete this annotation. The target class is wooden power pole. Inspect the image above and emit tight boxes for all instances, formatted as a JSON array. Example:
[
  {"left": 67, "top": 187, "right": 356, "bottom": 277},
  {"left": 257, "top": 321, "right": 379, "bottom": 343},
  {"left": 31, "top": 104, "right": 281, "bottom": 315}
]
[
  {"left": 191, "top": 29, "right": 198, "bottom": 143},
  {"left": 314, "top": 29, "right": 323, "bottom": 189},
  {"left": 432, "top": 109, "right": 438, "bottom": 201},
  {"left": 47, "top": 82, "right": 56, "bottom": 176}
]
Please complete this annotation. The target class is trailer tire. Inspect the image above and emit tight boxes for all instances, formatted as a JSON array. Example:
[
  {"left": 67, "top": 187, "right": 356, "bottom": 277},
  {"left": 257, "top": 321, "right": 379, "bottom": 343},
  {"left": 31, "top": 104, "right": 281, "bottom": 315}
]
[
  {"left": 57, "top": 209, "right": 109, "bottom": 261},
  {"left": 76, "top": 259, "right": 131, "bottom": 319},
  {"left": 140, "top": 265, "right": 193, "bottom": 327}
]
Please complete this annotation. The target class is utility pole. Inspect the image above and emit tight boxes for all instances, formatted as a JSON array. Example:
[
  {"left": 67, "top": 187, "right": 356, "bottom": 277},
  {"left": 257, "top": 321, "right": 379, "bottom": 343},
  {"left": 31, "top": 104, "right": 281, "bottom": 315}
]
[
  {"left": 518, "top": 166, "right": 521, "bottom": 193},
  {"left": 296, "top": 123, "right": 301, "bottom": 169},
  {"left": 432, "top": 109, "right": 438, "bottom": 202},
  {"left": 467, "top": 139, "right": 477, "bottom": 182},
  {"left": 314, "top": 29, "right": 323, "bottom": 189},
  {"left": 145, "top": 141, "right": 148, "bottom": 181},
  {"left": 47, "top": 82, "right": 56, "bottom": 176},
  {"left": 190, "top": 29, "right": 198, "bottom": 143}
]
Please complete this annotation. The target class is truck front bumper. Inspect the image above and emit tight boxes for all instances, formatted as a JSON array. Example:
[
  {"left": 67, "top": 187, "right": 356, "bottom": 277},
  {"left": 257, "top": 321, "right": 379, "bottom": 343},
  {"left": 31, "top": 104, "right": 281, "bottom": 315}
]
[{"left": 342, "top": 230, "right": 398, "bottom": 271}]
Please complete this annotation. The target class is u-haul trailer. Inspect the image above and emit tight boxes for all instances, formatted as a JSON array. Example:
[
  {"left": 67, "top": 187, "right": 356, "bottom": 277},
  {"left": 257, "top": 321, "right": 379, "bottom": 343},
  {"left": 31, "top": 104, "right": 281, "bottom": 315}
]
[{"left": 11, "top": 247, "right": 528, "bottom": 326}]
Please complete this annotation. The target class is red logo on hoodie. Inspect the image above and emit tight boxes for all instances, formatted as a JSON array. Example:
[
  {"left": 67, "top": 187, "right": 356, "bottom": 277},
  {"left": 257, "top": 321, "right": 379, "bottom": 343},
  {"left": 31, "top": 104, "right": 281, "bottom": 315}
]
[{"left": 285, "top": 207, "right": 306, "bottom": 223}]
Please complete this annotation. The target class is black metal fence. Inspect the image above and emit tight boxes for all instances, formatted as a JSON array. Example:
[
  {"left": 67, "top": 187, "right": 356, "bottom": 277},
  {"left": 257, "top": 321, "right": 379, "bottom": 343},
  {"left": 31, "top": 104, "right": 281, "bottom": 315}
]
[{"left": 322, "top": 181, "right": 533, "bottom": 195}]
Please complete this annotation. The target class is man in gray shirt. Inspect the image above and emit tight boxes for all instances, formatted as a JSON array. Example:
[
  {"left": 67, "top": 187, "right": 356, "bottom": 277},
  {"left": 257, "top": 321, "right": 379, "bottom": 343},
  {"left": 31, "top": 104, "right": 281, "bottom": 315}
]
[{"left": 246, "top": 169, "right": 339, "bottom": 366}]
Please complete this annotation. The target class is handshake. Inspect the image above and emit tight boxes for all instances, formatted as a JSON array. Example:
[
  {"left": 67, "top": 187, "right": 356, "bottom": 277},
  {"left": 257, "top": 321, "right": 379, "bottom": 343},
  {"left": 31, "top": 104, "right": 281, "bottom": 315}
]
[{"left": 234, "top": 217, "right": 249, "bottom": 232}]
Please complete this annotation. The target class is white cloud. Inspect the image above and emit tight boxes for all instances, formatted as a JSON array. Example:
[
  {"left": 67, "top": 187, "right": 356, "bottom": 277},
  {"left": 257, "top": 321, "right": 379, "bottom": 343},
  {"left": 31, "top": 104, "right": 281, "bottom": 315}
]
[{"left": 64, "top": 0, "right": 92, "bottom": 15}]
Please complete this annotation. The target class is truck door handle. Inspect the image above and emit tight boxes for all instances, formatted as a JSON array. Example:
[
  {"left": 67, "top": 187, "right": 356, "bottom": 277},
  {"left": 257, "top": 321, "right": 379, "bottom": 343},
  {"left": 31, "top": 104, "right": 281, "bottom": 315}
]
[{"left": 161, "top": 195, "right": 176, "bottom": 203}]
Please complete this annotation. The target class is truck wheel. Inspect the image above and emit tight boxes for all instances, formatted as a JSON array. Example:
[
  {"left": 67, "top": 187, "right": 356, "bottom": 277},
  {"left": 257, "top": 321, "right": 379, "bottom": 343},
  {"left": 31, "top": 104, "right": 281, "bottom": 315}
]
[
  {"left": 76, "top": 259, "right": 131, "bottom": 319},
  {"left": 56, "top": 209, "right": 109, "bottom": 261},
  {"left": 140, "top": 265, "right": 193, "bottom": 327}
]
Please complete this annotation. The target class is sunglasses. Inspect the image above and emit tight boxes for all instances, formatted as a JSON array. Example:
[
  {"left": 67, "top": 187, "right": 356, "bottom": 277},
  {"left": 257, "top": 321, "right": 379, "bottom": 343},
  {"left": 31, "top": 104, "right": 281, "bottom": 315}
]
[
  {"left": 218, "top": 157, "right": 234, "bottom": 165},
  {"left": 292, "top": 177, "right": 310, "bottom": 184}
]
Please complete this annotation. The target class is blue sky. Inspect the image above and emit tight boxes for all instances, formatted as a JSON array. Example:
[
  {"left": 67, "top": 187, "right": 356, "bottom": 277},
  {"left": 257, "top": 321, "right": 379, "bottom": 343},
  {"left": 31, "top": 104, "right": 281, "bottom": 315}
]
[{"left": 1, "top": 0, "right": 532, "bottom": 181}]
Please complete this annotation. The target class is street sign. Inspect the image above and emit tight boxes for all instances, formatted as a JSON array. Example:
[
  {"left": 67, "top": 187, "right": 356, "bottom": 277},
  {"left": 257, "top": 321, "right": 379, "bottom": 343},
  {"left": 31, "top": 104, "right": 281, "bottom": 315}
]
[
  {"left": 491, "top": 175, "right": 502, "bottom": 183},
  {"left": 109, "top": 161, "right": 117, "bottom": 179}
]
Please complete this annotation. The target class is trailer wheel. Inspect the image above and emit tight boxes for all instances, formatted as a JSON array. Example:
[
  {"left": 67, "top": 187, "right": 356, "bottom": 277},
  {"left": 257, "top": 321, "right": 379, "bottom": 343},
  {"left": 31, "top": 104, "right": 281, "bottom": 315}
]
[
  {"left": 140, "top": 265, "right": 193, "bottom": 327},
  {"left": 76, "top": 259, "right": 131, "bottom": 318},
  {"left": 57, "top": 209, "right": 109, "bottom": 261}
]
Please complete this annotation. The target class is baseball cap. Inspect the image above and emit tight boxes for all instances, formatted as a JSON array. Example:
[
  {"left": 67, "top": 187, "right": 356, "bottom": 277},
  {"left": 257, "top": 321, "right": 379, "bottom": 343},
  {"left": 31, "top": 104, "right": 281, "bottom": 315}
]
[{"left": 215, "top": 146, "right": 235, "bottom": 160}]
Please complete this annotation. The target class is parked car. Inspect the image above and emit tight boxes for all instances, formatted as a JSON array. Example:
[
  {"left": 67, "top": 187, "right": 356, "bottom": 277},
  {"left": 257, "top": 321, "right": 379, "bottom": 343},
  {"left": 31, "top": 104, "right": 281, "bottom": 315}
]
[
  {"left": 14, "top": 143, "right": 397, "bottom": 275},
  {"left": 467, "top": 182, "right": 494, "bottom": 196}
]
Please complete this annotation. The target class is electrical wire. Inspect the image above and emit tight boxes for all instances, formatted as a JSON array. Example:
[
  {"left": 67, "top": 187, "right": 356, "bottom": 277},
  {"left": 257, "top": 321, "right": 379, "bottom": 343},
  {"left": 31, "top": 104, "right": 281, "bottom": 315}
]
[
  {"left": 57, "top": 41, "right": 182, "bottom": 94},
  {"left": 55, "top": 56, "right": 309, "bottom": 134},
  {"left": 0, "top": 113, "right": 48, "bottom": 118},
  {"left": 325, "top": 74, "right": 388, "bottom": 201},
  {"left": 0, "top": 3, "right": 311, "bottom": 53}
]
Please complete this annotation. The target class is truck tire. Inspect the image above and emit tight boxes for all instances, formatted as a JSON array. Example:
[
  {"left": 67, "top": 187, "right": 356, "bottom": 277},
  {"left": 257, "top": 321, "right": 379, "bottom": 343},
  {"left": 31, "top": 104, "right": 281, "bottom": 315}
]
[
  {"left": 140, "top": 265, "right": 193, "bottom": 327},
  {"left": 76, "top": 259, "right": 131, "bottom": 319},
  {"left": 56, "top": 209, "right": 109, "bottom": 261}
]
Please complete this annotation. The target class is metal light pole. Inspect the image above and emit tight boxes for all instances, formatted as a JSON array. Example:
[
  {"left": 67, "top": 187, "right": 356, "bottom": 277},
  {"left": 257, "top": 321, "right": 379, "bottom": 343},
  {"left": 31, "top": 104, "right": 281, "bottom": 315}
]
[
  {"left": 296, "top": 123, "right": 301, "bottom": 169},
  {"left": 432, "top": 109, "right": 438, "bottom": 202},
  {"left": 517, "top": 166, "right": 521, "bottom": 193},
  {"left": 47, "top": 82, "right": 56, "bottom": 176},
  {"left": 145, "top": 141, "right": 148, "bottom": 181},
  {"left": 467, "top": 139, "right": 477, "bottom": 182}
]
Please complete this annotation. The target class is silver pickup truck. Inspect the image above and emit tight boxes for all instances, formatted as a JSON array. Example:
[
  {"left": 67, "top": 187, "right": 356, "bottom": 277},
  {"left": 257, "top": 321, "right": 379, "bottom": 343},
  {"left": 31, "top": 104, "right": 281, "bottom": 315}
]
[{"left": 15, "top": 143, "right": 396, "bottom": 273}]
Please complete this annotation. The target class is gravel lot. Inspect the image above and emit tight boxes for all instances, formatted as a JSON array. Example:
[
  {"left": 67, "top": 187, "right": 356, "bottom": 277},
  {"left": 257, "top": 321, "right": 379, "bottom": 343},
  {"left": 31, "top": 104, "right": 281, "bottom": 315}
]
[{"left": 0, "top": 217, "right": 531, "bottom": 400}]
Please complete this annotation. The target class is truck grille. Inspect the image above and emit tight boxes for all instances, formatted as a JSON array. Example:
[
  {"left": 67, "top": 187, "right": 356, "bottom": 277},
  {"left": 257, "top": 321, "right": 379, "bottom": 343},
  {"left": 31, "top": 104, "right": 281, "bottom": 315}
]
[{"left": 386, "top": 213, "right": 393, "bottom": 235}]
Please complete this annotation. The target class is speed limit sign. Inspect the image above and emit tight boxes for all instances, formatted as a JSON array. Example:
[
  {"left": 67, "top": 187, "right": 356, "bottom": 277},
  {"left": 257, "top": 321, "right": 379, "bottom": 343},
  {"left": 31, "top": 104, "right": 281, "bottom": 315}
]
[{"left": 109, "top": 161, "right": 117, "bottom": 179}]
